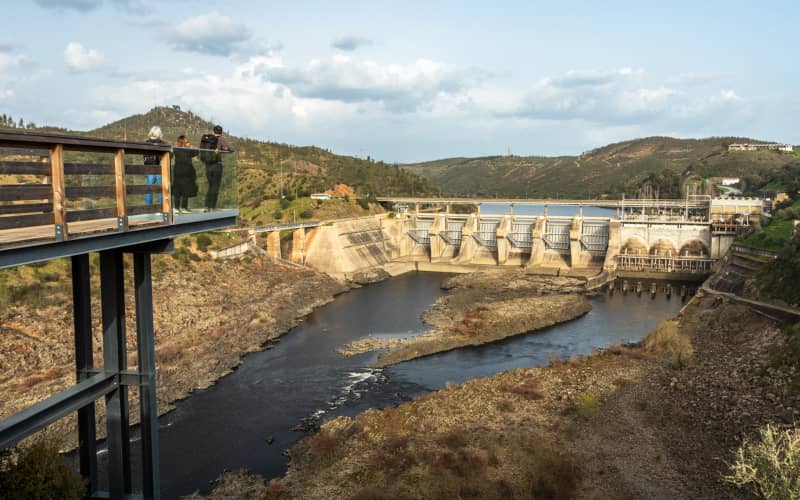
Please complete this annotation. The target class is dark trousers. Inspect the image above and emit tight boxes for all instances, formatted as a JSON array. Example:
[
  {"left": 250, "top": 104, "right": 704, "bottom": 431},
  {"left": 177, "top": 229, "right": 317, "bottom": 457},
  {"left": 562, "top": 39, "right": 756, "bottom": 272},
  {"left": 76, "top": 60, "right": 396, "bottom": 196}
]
[
  {"left": 205, "top": 163, "right": 223, "bottom": 209},
  {"left": 174, "top": 196, "right": 189, "bottom": 210}
]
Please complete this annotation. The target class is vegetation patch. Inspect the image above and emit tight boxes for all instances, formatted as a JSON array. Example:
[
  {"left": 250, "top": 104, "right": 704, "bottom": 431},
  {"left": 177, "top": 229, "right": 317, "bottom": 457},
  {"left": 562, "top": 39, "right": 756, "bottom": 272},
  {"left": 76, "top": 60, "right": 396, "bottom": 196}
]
[
  {"left": 575, "top": 393, "right": 601, "bottom": 420},
  {"left": 642, "top": 319, "right": 693, "bottom": 369},
  {"left": 0, "top": 437, "right": 85, "bottom": 500},
  {"left": 723, "top": 424, "right": 800, "bottom": 500}
]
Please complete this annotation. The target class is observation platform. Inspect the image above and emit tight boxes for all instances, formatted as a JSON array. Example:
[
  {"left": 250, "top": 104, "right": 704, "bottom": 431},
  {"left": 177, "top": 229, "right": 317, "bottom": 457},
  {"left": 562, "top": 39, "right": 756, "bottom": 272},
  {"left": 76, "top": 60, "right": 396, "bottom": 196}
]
[
  {"left": 0, "top": 131, "right": 238, "bottom": 268},
  {"left": 0, "top": 130, "right": 239, "bottom": 499}
]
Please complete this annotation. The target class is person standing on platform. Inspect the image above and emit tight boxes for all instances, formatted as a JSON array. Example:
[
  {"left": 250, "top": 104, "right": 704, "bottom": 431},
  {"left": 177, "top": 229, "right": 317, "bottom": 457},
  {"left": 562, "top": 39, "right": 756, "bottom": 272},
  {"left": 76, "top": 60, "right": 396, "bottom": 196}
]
[
  {"left": 143, "top": 126, "right": 168, "bottom": 205},
  {"left": 172, "top": 135, "right": 198, "bottom": 213},
  {"left": 199, "top": 124, "right": 233, "bottom": 211}
]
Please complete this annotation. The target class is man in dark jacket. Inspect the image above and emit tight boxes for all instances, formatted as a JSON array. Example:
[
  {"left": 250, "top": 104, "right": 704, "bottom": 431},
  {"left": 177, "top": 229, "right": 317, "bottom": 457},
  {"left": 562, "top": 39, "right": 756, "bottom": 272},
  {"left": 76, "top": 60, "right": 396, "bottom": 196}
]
[{"left": 204, "top": 125, "right": 233, "bottom": 211}]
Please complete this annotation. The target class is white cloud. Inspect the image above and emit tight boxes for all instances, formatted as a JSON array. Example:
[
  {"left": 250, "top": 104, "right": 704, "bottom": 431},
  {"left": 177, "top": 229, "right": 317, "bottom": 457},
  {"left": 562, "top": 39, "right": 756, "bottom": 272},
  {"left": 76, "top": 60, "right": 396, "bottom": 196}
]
[
  {"left": 168, "top": 12, "right": 251, "bottom": 56},
  {"left": 505, "top": 67, "right": 746, "bottom": 128},
  {"left": 0, "top": 52, "right": 25, "bottom": 73},
  {"left": 64, "top": 42, "right": 105, "bottom": 71},
  {"left": 332, "top": 35, "right": 373, "bottom": 51},
  {"left": 667, "top": 72, "right": 723, "bottom": 87},
  {"left": 34, "top": 0, "right": 103, "bottom": 11},
  {"left": 254, "top": 55, "right": 487, "bottom": 112}
]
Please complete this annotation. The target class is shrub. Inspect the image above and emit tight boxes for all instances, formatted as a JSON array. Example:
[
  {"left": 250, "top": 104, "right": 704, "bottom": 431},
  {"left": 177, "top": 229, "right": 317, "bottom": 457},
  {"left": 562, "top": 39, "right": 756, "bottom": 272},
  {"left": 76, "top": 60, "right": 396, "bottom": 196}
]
[
  {"left": 357, "top": 198, "right": 370, "bottom": 210},
  {"left": 273, "top": 210, "right": 283, "bottom": 220},
  {"left": 723, "top": 424, "right": 800, "bottom": 499},
  {"left": 642, "top": 320, "right": 693, "bottom": 369},
  {"left": 299, "top": 209, "right": 313, "bottom": 219},
  {"left": 575, "top": 393, "right": 600, "bottom": 420},
  {"left": 499, "top": 379, "right": 545, "bottom": 400},
  {"left": 527, "top": 450, "right": 581, "bottom": 499},
  {"left": 0, "top": 438, "right": 86, "bottom": 499},
  {"left": 279, "top": 198, "right": 291, "bottom": 209},
  {"left": 195, "top": 234, "right": 212, "bottom": 252}
]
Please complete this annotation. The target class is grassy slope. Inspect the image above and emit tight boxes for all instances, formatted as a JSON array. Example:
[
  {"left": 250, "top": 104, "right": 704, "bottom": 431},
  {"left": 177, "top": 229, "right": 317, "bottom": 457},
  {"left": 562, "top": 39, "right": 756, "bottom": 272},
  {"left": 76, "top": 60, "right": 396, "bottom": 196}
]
[{"left": 403, "top": 137, "right": 799, "bottom": 198}]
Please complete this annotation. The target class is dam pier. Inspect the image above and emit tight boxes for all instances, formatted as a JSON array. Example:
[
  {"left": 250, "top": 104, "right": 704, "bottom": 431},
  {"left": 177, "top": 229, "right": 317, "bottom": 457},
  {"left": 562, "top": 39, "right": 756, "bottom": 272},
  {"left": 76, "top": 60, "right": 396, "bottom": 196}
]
[{"left": 267, "top": 196, "right": 764, "bottom": 283}]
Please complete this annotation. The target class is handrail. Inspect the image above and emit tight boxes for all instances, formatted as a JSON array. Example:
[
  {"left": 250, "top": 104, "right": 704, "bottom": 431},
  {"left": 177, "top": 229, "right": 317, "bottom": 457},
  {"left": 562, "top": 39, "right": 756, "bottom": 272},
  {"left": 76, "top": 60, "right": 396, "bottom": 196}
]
[{"left": 0, "top": 131, "right": 240, "bottom": 247}]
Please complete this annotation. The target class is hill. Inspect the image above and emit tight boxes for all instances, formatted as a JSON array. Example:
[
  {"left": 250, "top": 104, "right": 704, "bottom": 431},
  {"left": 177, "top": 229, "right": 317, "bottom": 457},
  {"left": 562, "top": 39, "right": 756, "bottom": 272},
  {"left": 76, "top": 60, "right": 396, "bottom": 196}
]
[
  {"left": 0, "top": 106, "right": 435, "bottom": 224},
  {"left": 403, "top": 136, "right": 800, "bottom": 198}
]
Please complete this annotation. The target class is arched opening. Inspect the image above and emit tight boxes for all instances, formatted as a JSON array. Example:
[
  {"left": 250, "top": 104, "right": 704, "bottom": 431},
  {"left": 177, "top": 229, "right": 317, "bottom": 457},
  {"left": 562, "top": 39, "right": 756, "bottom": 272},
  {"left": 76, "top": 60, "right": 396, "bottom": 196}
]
[
  {"left": 649, "top": 238, "right": 678, "bottom": 257},
  {"left": 621, "top": 236, "right": 648, "bottom": 256},
  {"left": 679, "top": 238, "right": 709, "bottom": 258}
]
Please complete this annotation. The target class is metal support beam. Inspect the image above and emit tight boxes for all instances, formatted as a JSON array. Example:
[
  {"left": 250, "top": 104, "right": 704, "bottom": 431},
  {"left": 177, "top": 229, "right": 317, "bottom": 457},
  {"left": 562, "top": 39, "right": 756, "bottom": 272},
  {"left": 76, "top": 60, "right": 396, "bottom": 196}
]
[
  {"left": 100, "top": 251, "right": 132, "bottom": 497},
  {"left": 72, "top": 254, "right": 98, "bottom": 493},
  {"left": 134, "top": 252, "right": 161, "bottom": 500},
  {"left": 0, "top": 373, "right": 117, "bottom": 450}
]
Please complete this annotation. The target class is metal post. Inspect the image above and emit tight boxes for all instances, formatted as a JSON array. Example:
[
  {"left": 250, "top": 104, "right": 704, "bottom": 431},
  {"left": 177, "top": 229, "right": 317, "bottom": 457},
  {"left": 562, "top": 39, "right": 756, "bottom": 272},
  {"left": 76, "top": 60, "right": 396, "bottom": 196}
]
[
  {"left": 71, "top": 254, "right": 97, "bottom": 494},
  {"left": 100, "top": 251, "right": 132, "bottom": 498},
  {"left": 134, "top": 252, "right": 161, "bottom": 500}
]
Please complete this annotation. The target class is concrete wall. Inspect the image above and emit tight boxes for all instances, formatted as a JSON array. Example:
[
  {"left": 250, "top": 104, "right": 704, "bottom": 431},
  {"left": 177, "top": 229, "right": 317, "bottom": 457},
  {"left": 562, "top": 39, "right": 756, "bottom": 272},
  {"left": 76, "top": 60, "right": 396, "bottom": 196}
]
[
  {"left": 304, "top": 216, "right": 401, "bottom": 277},
  {"left": 620, "top": 222, "right": 711, "bottom": 257}
]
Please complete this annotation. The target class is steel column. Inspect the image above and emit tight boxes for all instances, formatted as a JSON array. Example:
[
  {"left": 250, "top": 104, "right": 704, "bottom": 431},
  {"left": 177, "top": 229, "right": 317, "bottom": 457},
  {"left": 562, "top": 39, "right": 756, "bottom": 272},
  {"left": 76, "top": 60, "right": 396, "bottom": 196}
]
[
  {"left": 71, "top": 254, "right": 98, "bottom": 494},
  {"left": 100, "top": 251, "right": 132, "bottom": 497},
  {"left": 134, "top": 252, "right": 160, "bottom": 500}
]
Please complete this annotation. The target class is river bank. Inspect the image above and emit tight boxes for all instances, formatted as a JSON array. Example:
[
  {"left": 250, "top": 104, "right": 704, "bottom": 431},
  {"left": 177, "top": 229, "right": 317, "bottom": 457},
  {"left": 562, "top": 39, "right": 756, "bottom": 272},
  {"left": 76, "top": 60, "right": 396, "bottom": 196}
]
[
  {"left": 0, "top": 254, "right": 347, "bottom": 444},
  {"left": 193, "top": 289, "right": 798, "bottom": 499},
  {"left": 340, "top": 270, "right": 591, "bottom": 367}
]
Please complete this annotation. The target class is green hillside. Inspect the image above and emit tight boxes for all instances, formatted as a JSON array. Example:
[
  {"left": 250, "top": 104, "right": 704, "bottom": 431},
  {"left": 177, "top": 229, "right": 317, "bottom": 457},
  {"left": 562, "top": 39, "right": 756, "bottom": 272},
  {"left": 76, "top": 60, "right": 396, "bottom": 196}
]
[
  {"left": 403, "top": 137, "right": 799, "bottom": 198},
  {"left": 91, "top": 107, "right": 434, "bottom": 222},
  {"left": 0, "top": 106, "right": 435, "bottom": 224}
]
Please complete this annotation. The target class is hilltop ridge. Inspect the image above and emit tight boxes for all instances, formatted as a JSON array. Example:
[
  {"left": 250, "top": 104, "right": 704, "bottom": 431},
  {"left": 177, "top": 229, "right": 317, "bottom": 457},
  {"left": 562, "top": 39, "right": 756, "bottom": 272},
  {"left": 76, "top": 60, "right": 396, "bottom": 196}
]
[{"left": 404, "top": 136, "right": 799, "bottom": 198}]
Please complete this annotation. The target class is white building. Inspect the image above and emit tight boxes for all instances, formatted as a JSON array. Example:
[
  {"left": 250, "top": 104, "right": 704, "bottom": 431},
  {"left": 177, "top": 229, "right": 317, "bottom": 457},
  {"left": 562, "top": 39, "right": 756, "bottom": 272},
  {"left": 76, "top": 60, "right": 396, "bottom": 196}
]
[{"left": 728, "top": 143, "right": 793, "bottom": 152}]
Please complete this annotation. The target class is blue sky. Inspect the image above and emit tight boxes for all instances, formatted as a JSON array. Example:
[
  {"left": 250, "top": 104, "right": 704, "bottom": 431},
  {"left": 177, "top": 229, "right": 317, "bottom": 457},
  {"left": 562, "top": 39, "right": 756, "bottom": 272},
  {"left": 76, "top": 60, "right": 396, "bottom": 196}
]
[{"left": 2, "top": 0, "right": 799, "bottom": 161}]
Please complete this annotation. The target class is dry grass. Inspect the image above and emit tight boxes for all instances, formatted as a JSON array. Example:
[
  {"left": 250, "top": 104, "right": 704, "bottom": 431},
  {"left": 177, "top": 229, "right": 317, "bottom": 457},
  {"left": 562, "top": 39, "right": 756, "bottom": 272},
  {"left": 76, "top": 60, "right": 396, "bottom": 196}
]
[
  {"left": 642, "top": 319, "right": 694, "bottom": 369},
  {"left": 499, "top": 378, "right": 545, "bottom": 400},
  {"left": 14, "top": 366, "right": 67, "bottom": 392},
  {"left": 155, "top": 343, "right": 181, "bottom": 364}
]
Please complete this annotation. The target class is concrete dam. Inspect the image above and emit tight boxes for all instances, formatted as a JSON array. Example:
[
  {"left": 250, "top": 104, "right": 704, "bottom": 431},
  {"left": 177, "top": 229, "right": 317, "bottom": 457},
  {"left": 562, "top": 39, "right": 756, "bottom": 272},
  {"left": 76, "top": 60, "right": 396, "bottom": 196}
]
[{"left": 264, "top": 197, "right": 765, "bottom": 283}]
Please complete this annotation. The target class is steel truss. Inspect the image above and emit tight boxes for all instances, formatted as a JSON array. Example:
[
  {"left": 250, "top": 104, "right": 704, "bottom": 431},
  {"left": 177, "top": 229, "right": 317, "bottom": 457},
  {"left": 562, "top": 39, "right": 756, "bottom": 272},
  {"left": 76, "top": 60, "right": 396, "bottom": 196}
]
[{"left": 0, "top": 244, "right": 168, "bottom": 499}]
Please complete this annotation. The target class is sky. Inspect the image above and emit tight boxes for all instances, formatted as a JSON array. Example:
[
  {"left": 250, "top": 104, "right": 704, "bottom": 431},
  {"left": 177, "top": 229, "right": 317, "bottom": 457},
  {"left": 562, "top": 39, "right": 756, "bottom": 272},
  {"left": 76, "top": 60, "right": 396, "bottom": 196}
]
[{"left": 1, "top": 0, "right": 799, "bottom": 162}]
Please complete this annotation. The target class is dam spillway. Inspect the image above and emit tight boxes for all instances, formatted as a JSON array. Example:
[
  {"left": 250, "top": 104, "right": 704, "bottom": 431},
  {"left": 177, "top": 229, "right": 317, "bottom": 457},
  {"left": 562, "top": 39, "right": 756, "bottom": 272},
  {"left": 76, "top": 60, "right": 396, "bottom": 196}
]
[{"left": 284, "top": 197, "right": 765, "bottom": 282}]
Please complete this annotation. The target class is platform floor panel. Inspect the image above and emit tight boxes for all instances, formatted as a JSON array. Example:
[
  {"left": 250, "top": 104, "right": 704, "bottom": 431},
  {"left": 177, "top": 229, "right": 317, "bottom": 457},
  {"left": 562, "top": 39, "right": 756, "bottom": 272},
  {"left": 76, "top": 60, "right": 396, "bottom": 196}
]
[{"left": 0, "top": 210, "right": 237, "bottom": 252}]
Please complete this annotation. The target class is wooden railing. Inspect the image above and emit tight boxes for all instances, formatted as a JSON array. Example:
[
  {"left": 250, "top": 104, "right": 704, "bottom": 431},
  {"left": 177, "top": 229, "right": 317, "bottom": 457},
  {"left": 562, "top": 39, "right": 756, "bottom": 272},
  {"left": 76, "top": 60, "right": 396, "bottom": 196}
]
[{"left": 0, "top": 131, "right": 172, "bottom": 245}]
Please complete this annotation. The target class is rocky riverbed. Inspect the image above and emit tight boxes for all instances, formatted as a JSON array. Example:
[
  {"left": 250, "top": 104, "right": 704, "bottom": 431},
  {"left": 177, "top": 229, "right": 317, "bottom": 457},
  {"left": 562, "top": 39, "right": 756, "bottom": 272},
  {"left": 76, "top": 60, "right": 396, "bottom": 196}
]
[
  {"left": 339, "top": 269, "right": 591, "bottom": 367},
  {"left": 193, "top": 290, "right": 800, "bottom": 500},
  {"left": 0, "top": 254, "right": 347, "bottom": 445}
]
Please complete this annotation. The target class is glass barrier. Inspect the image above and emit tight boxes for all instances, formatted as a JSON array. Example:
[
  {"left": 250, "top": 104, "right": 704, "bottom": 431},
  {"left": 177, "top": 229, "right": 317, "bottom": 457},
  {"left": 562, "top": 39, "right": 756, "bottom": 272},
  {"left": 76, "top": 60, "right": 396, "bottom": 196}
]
[{"left": 170, "top": 147, "right": 237, "bottom": 216}]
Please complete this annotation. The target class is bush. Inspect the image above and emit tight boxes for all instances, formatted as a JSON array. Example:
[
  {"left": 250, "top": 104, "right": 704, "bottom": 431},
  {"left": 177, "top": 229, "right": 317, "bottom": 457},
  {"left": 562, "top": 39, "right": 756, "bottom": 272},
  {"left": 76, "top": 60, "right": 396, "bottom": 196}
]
[
  {"left": 195, "top": 234, "right": 212, "bottom": 252},
  {"left": 642, "top": 320, "right": 693, "bottom": 369},
  {"left": 299, "top": 209, "right": 314, "bottom": 219},
  {"left": 279, "top": 198, "right": 291, "bottom": 209},
  {"left": 575, "top": 393, "right": 600, "bottom": 420},
  {"left": 0, "top": 438, "right": 86, "bottom": 499},
  {"left": 357, "top": 198, "right": 370, "bottom": 210},
  {"left": 273, "top": 210, "right": 283, "bottom": 220},
  {"left": 723, "top": 424, "right": 800, "bottom": 499}
]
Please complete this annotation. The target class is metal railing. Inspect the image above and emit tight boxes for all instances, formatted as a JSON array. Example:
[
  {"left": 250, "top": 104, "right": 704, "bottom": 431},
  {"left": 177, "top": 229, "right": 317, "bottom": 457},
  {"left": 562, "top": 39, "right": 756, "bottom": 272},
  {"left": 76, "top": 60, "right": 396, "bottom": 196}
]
[
  {"left": 616, "top": 255, "right": 715, "bottom": 273},
  {"left": 0, "top": 131, "right": 238, "bottom": 248}
]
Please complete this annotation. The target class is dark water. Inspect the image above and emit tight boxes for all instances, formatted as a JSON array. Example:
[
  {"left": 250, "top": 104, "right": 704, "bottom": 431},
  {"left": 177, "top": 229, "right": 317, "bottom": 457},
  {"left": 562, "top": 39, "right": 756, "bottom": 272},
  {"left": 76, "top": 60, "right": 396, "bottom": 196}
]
[{"left": 151, "top": 272, "right": 681, "bottom": 498}]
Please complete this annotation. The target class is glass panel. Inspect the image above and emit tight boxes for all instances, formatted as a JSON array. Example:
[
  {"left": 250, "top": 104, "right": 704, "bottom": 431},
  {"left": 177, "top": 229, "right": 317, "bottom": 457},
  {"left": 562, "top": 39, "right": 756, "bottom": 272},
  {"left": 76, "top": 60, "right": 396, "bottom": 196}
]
[{"left": 171, "top": 147, "right": 237, "bottom": 216}]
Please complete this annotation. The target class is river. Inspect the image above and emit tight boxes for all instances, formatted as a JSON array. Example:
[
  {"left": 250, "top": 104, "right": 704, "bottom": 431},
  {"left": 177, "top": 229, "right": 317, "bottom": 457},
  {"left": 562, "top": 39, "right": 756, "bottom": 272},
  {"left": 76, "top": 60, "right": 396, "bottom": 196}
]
[{"left": 147, "top": 272, "right": 682, "bottom": 498}]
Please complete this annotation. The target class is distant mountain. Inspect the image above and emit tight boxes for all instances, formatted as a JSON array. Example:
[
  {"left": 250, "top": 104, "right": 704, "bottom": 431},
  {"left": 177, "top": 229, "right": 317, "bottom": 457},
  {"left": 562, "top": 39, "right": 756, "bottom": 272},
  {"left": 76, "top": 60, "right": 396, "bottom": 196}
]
[
  {"left": 403, "top": 136, "right": 800, "bottom": 198},
  {"left": 0, "top": 106, "right": 435, "bottom": 223}
]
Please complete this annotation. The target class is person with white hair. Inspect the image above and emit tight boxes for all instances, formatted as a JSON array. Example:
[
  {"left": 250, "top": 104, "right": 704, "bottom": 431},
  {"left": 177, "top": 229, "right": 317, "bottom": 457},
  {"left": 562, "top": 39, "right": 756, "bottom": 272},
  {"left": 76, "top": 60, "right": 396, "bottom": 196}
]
[{"left": 143, "top": 126, "right": 167, "bottom": 205}]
